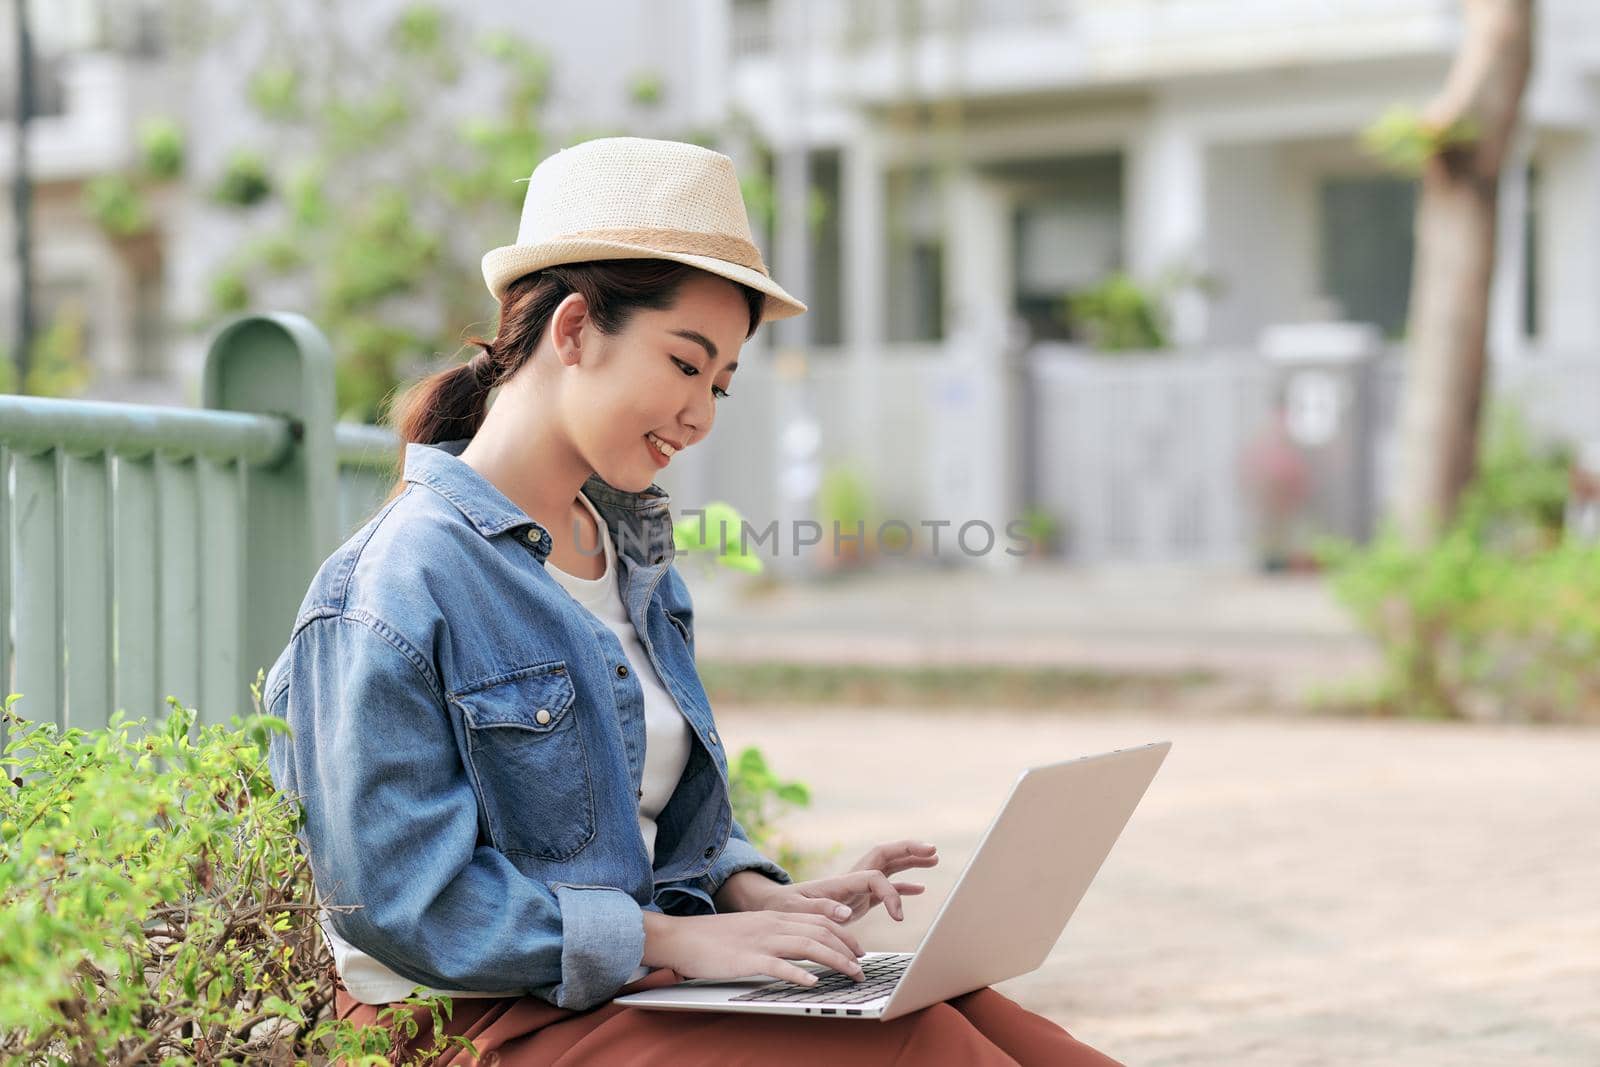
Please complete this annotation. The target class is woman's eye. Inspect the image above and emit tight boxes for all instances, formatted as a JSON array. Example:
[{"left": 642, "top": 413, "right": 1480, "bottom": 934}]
[{"left": 675, "top": 356, "right": 730, "bottom": 399}]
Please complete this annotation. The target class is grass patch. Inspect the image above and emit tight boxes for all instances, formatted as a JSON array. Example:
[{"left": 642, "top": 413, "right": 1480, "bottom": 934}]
[{"left": 698, "top": 660, "right": 1218, "bottom": 708}]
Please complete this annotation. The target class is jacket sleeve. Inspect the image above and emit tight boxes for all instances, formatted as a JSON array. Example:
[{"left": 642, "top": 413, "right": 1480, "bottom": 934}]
[
  {"left": 266, "top": 610, "right": 644, "bottom": 1010},
  {"left": 694, "top": 817, "right": 795, "bottom": 904}
]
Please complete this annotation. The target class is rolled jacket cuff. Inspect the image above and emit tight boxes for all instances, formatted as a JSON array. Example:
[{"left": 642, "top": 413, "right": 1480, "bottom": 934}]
[
  {"left": 654, "top": 880, "right": 716, "bottom": 916},
  {"left": 546, "top": 883, "right": 646, "bottom": 1010},
  {"left": 696, "top": 834, "right": 793, "bottom": 904}
]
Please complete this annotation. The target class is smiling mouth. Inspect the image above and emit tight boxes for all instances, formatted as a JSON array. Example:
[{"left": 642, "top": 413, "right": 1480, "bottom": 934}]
[{"left": 646, "top": 432, "right": 679, "bottom": 458}]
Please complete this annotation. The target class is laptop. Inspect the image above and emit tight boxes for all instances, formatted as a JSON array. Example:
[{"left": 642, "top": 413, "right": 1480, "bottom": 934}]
[{"left": 614, "top": 741, "right": 1169, "bottom": 1021}]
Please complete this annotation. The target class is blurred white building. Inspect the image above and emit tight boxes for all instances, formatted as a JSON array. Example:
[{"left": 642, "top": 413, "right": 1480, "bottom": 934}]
[
  {"left": 0, "top": 0, "right": 732, "bottom": 405},
  {"left": 0, "top": 1, "right": 176, "bottom": 401},
  {"left": 705, "top": 0, "right": 1600, "bottom": 565},
  {"left": 737, "top": 0, "right": 1600, "bottom": 353},
  {"left": 8, "top": 0, "right": 1600, "bottom": 564}
]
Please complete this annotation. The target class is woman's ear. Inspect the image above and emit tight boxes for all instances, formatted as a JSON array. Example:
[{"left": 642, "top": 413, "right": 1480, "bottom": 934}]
[{"left": 548, "top": 292, "right": 589, "bottom": 367}]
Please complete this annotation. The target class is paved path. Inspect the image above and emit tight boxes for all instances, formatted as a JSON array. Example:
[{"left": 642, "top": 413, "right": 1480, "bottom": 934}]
[
  {"left": 715, "top": 705, "right": 1600, "bottom": 1066},
  {"left": 692, "top": 566, "right": 1378, "bottom": 704}
]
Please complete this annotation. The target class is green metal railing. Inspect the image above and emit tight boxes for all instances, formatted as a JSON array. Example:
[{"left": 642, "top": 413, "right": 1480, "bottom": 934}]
[
  {"left": 334, "top": 422, "right": 402, "bottom": 538},
  {"left": 0, "top": 313, "right": 399, "bottom": 734}
]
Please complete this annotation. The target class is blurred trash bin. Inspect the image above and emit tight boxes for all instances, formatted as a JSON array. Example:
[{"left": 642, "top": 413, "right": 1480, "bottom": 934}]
[{"left": 1251, "top": 322, "right": 1384, "bottom": 568}]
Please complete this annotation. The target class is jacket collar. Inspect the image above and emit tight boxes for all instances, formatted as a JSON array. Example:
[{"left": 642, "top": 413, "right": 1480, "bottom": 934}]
[{"left": 402, "top": 439, "right": 673, "bottom": 567}]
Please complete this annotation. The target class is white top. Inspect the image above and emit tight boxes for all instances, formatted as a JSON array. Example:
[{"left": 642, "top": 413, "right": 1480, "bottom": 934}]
[
  {"left": 544, "top": 490, "right": 693, "bottom": 868},
  {"left": 325, "top": 489, "right": 691, "bottom": 1003}
]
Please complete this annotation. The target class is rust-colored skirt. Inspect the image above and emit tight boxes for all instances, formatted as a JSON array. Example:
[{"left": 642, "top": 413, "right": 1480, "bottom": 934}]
[{"left": 332, "top": 968, "right": 1123, "bottom": 1066}]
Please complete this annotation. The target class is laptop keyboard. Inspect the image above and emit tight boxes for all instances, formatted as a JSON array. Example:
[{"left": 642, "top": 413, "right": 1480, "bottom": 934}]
[{"left": 729, "top": 953, "right": 915, "bottom": 1005}]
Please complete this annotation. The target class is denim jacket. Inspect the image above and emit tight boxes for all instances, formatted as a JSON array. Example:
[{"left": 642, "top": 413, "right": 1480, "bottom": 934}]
[{"left": 263, "top": 439, "right": 792, "bottom": 1010}]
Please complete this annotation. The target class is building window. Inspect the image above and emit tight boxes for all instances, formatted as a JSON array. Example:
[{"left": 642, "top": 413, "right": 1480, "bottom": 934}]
[
  {"left": 1318, "top": 175, "right": 1417, "bottom": 338},
  {"left": 731, "top": 0, "right": 773, "bottom": 57},
  {"left": 808, "top": 149, "right": 843, "bottom": 347},
  {"left": 1006, "top": 152, "right": 1123, "bottom": 343},
  {"left": 886, "top": 166, "right": 944, "bottom": 343}
]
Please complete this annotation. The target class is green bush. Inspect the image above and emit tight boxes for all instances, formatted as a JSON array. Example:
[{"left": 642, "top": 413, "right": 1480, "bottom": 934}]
[
  {"left": 727, "top": 747, "right": 813, "bottom": 877},
  {"left": 673, "top": 501, "right": 764, "bottom": 574},
  {"left": 248, "top": 64, "right": 304, "bottom": 122},
  {"left": 1324, "top": 532, "right": 1600, "bottom": 721},
  {"left": 82, "top": 175, "right": 152, "bottom": 239},
  {"left": 1320, "top": 411, "right": 1596, "bottom": 721},
  {"left": 137, "top": 117, "right": 186, "bottom": 181},
  {"left": 9, "top": 301, "right": 94, "bottom": 398},
  {"left": 0, "top": 691, "right": 471, "bottom": 1064},
  {"left": 213, "top": 151, "right": 273, "bottom": 208},
  {"left": 0, "top": 678, "right": 814, "bottom": 1060},
  {"left": 1065, "top": 272, "right": 1169, "bottom": 352}
]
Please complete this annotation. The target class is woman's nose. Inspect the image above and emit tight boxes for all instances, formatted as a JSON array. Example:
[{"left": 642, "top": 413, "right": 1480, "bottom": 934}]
[{"left": 680, "top": 400, "right": 712, "bottom": 443}]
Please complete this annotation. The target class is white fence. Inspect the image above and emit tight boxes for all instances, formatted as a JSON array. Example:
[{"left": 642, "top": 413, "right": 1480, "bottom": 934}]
[
  {"left": 676, "top": 341, "right": 1600, "bottom": 570},
  {"left": 1026, "top": 347, "right": 1273, "bottom": 564}
]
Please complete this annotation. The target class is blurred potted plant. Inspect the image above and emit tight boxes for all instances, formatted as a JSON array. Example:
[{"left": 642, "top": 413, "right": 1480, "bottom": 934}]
[
  {"left": 1062, "top": 265, "right": 1218, "bottom": 353},
  {"left": 1014, "top": 504, "right": 1063, "bottom": 560},
  {"left": 817, "top": 464, "right": 873, "bottom": 573},
  {"left": 1065, "top": 272, "right": 1170, "bottom": 352}
]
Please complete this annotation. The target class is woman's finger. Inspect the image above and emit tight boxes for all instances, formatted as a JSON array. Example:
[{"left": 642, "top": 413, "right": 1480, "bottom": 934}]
[
  {"left": 877, "top": 844, "right": 940, "bottom": 877},
  {"left": 773, "top": 880, "right": 858, "bottom": 922},
  {"left": 805, "top": 885, "right": 858, "bottom": 922},
  {"left": 793, "top": 895, "right": 857, "bottom": 927},
  {"left": 755, "top": 957, "right": 820, "bottom": 987},
  {"left": 771, "top": 890, "right": 851, "bottom": 921},
  {"left": 851, "top": 840, "right": 939, "bottom": 876},
  {"left": 770, "top": 935, "right": 864, "bottom": 981},
  {"left": 782, "top": 920, "right": 862, "bottom": 967},
  {"left": 890, "top": 881, "right": 926, "bottom": 895},
  {"left": 786, "top": 913, "right": 864, "bottom": 958},
  {"left": 801, "top": 893, "right": 855, "bottom": 922},
  {"left": 849, "top": 840, "right": 899, "bottom": 871},
  {"left": 856, "top": 869, "right": 903, "bottom": 921}
]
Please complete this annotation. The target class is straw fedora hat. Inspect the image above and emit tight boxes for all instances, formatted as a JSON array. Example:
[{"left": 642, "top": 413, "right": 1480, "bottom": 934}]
[{"left": 481, "top": 137, "right": 807, "bottom": 322}]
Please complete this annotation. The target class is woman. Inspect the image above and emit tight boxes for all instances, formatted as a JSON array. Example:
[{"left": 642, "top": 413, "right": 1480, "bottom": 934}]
[{"left": 264, "top": 137, "right": 1122, "bottom": 1065}]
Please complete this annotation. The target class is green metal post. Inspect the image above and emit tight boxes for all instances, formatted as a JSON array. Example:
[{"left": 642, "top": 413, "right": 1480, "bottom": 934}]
[{"left": 202, "top": 314, "right": 338, "bottom": 716}]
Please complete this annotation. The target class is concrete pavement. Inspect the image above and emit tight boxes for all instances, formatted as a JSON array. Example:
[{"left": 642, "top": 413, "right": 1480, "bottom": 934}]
[{"left": 712, "top": 706, "right": 1600, "bottom": 1066}]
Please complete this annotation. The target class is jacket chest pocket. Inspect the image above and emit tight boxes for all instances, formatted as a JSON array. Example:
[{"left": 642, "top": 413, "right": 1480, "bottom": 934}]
[{"left": 451, "top": 661, "right": 596, "bottom": 862}]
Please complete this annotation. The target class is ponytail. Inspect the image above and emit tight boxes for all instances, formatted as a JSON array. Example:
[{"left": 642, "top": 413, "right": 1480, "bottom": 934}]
[{"left": 402, "top": 351, "right": 495, "bottom": 445}]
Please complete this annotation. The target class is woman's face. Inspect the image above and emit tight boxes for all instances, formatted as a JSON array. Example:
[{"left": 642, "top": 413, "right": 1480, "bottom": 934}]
[{"left": 561, "top": 272, "right": 750, "bottom": 493}]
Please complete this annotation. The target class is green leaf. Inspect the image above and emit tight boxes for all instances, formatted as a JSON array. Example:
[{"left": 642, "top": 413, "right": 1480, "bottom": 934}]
[
  {"left": 1361, "top": 104, "right": 1480, "bottom": 173},
  {"left": 82, "top": 175, "right": 152, "bottom": 238},
  {"left": 138, "top": 116, "right": 185, "bottom": 179},
  {"left": 247, "top": 63, "right": 302, "bottom": 120},
  {"left": 213, "top": 150, "right": 273, "bottom": 208}
]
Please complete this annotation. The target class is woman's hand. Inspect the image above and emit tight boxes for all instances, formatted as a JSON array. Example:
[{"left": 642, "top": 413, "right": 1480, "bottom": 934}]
[
  {"left": 721, "top": 840, "right": 940, "bottom": 924},
  {"left": 641, "top": 910, "right": 866, "bottom": 987}
]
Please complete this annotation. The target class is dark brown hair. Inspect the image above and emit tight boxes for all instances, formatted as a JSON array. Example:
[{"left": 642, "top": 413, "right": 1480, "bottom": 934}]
[{"left": 380, "top": 259, "right": 765, "bottom": 505}]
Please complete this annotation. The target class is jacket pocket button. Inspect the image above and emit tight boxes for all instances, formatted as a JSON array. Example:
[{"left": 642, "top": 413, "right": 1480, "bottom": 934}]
[
  {"left": 535, "top": 708, "right": 551, "bottom": 725},
  {"left": 616, "top": 664, "right": 630, "bottom": 678},
  {"left": 704, "top": 846, "right": 716, "bottom": 859}
]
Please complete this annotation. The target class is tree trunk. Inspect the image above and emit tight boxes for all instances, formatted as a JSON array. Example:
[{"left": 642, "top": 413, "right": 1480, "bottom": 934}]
[{"left": 1392, "top": 0, "right": 1534, "bottom": 546}]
